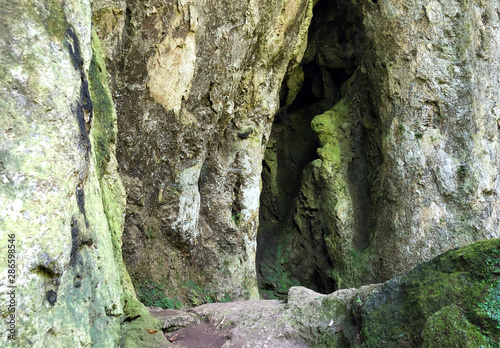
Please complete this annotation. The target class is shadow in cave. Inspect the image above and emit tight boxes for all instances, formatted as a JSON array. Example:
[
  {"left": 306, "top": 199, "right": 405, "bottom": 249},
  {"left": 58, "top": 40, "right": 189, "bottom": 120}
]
[
  {"left": 256, "top": 64, "right": 352, "bottom": 299},
  {"left": 256, "top": 0, "right": 367, "bottom": 299}
]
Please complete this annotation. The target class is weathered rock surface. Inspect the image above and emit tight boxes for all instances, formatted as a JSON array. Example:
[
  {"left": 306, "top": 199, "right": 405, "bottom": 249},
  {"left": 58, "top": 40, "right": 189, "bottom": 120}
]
[
  {"left": 156, "top": 238, "right": 500, "bottom": 347},
  {"left": 3, "top": 0, "right": 500, "bottom": 346},
  {"left": 356, "top": 0, "right": 500, "bottom": 282},
  {"left": 0, "top": 1, "right": 167, "bottom": 346},
  {"left": 92, "top": 0, "right": 314, "bottom": 302},
  {"left": 149, "top": 307, "right": 199, "bottom": 331},
  {"left": 257, "top": 0, "right": 500, "bottom": 296}
]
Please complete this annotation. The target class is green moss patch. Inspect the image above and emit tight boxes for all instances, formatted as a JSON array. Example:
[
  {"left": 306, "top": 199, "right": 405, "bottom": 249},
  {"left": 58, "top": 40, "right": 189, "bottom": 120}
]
[
  {"left": 421, "top": 305, "right": 487, "bottom": 348},
  {"left": 356, "top": 238, "right": 500, "bottom": 346},
  {"left": 120, "top": 297, "right": 166, "bottom": 348},
  {"left": 136, "top": 281, "right": 182, "bottom": 309},
  {"left": 88, "top": 28, "right": 116, "bottom": 179},
  {"left": 45, "top": 0, "right": 68, "bottom": 41}
]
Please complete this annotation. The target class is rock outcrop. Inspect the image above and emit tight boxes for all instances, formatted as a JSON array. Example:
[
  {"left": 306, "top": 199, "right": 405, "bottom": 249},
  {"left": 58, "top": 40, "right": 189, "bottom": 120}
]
[
  {"left": 257, "top": 0, "right": 500, "bottom": 296},
  {"left": 0, "top": 1, "right": 166, "bottom": 346},
  {"left": 155, "top": 238, "right": 500, "bottom": 347},
  {"left": 2, "top": 0, "right": 500, "bottom": 346},
  {"left": 92, "top": 0, "right": 314, "bottom": 302}
]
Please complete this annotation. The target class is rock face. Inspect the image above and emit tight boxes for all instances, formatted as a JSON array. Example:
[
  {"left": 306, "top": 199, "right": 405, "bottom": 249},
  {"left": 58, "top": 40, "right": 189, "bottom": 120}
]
[
  {"left": 0, "top": 1, "right": 166, "bottom": 347},
  {"left": 257, "top": 0, "right": 500, "bottom": 296},
  {"left": 2, "top": 0, "right": 500, "bottom": 346},
  {"left": 356, "top": 0, "right": 500, "bottom": 282},
  {"left": 92, "top": 0, "right": 314, "bottom": 303},
  {"left": 156, "top": 238, "right": 500, "bottom": 347}
]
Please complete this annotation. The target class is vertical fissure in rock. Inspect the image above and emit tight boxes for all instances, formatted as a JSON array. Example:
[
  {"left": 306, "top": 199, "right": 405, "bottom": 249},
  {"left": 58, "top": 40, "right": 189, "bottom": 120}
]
[{"left": 256, "top": 0, "right": 375, "bottom": 298}]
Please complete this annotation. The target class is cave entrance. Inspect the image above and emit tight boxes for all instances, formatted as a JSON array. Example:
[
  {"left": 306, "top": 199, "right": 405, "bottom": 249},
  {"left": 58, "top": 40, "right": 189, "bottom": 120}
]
[{"left": 256, "top": 0, "right": 361, "bottom": 299}]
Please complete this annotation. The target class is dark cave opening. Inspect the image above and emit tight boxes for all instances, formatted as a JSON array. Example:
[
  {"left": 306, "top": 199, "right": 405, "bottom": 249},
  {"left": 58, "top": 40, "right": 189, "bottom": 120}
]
[{"left": 256, "top": 0, "right": 367, "bottom": 299}]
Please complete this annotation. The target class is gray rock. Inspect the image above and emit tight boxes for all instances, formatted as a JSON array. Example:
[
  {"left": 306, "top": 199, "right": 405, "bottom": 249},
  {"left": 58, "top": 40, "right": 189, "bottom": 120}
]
[{"left": 149, "top": 307, "right": 200, "bottom": 331}]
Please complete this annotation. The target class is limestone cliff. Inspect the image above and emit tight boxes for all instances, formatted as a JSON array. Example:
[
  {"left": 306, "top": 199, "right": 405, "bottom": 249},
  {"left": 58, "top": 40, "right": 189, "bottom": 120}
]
[
  {"left": 92, "top": 0, "right": 314, "bottom": 303},
  {"left": 0, "top": 1, "right": 165, "bottom": 346},
  {"left": 2, "top": 0, "right": 500, "bottom": 346},
  {"left": 257, "top": 0, "right": 500, "bottom": 297}
]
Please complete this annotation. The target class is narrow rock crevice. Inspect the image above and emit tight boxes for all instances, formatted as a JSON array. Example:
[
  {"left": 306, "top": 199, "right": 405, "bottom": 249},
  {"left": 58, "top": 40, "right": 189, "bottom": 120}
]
[{"left": 256, "top": 0, "right": 377, "bottom": 298}]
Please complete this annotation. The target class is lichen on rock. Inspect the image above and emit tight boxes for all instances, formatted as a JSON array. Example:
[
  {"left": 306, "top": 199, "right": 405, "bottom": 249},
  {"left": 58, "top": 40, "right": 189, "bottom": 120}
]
[
  {"left": 0, "top": 1, "right": 167, "bottom": 346},
  {"left": 93, "top": 0, "right": 315, "bottom": 304}
]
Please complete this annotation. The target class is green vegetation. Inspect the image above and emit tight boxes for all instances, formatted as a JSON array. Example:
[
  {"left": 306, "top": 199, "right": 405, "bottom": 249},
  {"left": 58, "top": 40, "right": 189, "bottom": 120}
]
[
  {"left": 136, "top": 281, "right": 182, "bottom": 309},
  {"left": 457, "top": 163, "right": 469, "bottom": 176},
  {"left": 231, "top": 212, "right": 241, "bottom": 225},
  {"left": 185, "top": 279, "right": 232, "bottom": 306},
  {"left": 357, "top": 238, "right": 500, "bottom": 346},
  {"left": 258, "top": 232, "right": 302, "bottom": 300},
  {"left": 326, "top": 244, "right": 371, "bottom": 290},
  {"left": 421, "top": 305, "right": 487, "bottom": 347},
  {"left": 479, "top": 283, "right": 500, "bottom": 329},
  {"left": 398, "top": 121, "right": 406, "bottom": 134},
  {"left": 88, "top": 29, "right": 116, "bottom": 180},
  {"left": 311, "top": 98, "right": 349, "bottom": 167},
  {"left": 45, "top": 0, "right": 69, "bottom": 41},
  {"left": 145, "top": 226, "right": 158, "bottom": 239},
  {"left": 285, "top": 65, "right": 304, "bottom": 106}
]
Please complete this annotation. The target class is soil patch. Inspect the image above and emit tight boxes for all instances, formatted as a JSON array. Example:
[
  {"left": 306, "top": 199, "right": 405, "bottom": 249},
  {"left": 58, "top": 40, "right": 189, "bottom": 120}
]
[{"left": 167, "top": 322, "right": 230, "bottom": 348}]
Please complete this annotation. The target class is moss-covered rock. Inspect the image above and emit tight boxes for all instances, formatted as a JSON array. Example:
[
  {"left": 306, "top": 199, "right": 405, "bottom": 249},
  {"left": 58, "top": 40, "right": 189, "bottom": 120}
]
[
  {"left": 421, "top": 305, "right": 487, "bottom": 348},
  {"left": 171, "top": 239, "right": 500, "bottom": 347},
  {"left": 89, "top": 27, "right": 169, "bottom": 348},
  {"left": 357, "top": 238, "right": 500, "bottom": 347},
  {"left": 0, "top": 2, "right": 167, "bottom": 346}
]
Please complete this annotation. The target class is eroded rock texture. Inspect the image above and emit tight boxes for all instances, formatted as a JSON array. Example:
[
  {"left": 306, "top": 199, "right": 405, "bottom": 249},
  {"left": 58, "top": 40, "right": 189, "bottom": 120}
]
[
  {"left": 155, "top": 238, "right": 500, "bottom": 347},
  {"left": 258, "top": 0, "right": 500, "bottom": 296},
  {"left": 0, "top": 1, "right": 166, "bottom": 346},
  {"left": 92, "top": 0, "right": 314, "bottom": 302},
  {"left": 2, "top": 0, "right": 500, "bottom": 345},
  {"left": 356, "top": 0, "right": 500, "bottom": 282}
]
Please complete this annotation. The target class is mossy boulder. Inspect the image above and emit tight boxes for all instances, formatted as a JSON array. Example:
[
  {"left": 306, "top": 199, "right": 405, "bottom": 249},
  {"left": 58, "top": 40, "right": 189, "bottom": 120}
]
[
  {"left": 421, "top": 305, "right": 487, "bottom": 348},
  {"left": 357, "top": 238, "right": 500, "bottom": 347}
]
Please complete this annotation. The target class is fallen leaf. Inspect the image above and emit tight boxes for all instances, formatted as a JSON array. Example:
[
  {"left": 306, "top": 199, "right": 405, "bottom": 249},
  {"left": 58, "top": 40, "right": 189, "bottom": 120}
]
[
  {"left": 168, "top": 332, "right": 179, "bottom": 342},
  {"left": 147, "top": 329, "right": 158, "bottom": 334}
]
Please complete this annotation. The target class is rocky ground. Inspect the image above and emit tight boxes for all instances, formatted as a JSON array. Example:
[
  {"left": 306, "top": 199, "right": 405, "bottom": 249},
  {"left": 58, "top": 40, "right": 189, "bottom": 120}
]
[
  {"left": 149, "top": 287, "right": 354, "bottom": 348},
  {"left": 146, "top": 238, "right": 500, "bottom": 348}
]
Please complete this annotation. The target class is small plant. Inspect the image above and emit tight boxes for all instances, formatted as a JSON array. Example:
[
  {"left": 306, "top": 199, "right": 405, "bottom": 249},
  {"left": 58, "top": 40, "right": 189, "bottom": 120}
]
[
  {"left": 398, "top": 122, "right": 405, "bottom": 134},
  {"left": 414, "top": 131, "right": 424, "bottom": 139},
  {"left": 231, "top": 212, "right": 241, "bottom": 225},
  {"left": 479, "top": 283, "right": 500, "bottom": 329},
  {"left": 186, "top": 280, "right": 232, "bottom": 306},
  {"left": 145, "top": 226, "right": 157, "bottom": 239},
  {"left": 379, "top": 187, "right": 388, "bottom": 198},
  {"left": 355, "top": 296, "right": 363, "bottom": 306},
  {"left": 457, "top": 164, "right": 469, "bottom": 176},
  {"left": 220, "top": 293, "right": 232, "bottom": 303}
]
